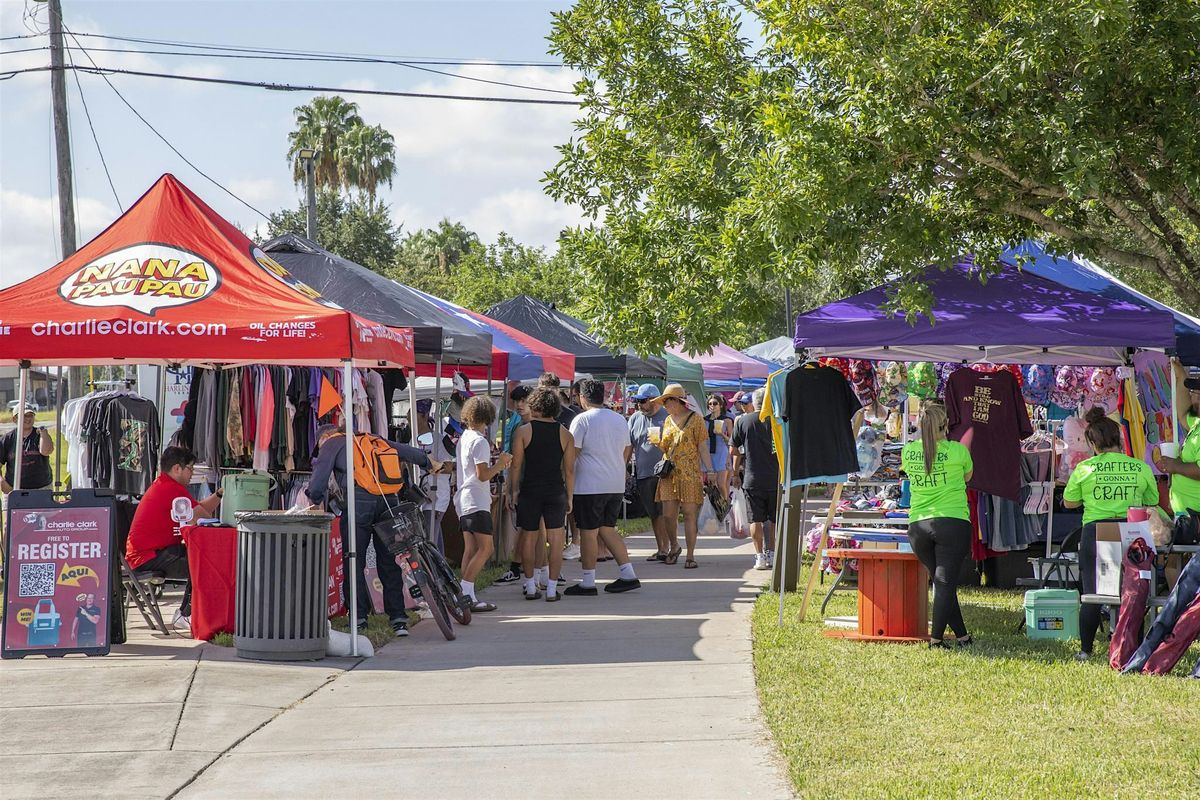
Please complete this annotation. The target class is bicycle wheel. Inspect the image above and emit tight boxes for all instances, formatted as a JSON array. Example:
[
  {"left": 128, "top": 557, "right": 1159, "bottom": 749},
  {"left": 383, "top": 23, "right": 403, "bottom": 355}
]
[
  {"left": 415, "top": 570, "right": 455, "bottom": 641},
  {"left": 419, "top": 543, "right": 472, "bottom": 625}
]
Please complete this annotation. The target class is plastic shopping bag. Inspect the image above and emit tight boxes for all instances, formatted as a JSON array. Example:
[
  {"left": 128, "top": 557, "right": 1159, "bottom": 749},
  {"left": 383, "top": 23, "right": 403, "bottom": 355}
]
[
  {"left": 729, "top": 488, "right": 751, "bottom": 539},
  {"left": 699, "top": 497, "right": 721, "bottom": 535}
]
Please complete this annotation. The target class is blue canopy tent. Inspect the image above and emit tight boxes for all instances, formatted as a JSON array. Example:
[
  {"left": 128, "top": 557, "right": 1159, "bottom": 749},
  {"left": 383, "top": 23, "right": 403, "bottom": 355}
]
[{"left": 1003, "top": 241, "right": 1200, "bottom": 366}]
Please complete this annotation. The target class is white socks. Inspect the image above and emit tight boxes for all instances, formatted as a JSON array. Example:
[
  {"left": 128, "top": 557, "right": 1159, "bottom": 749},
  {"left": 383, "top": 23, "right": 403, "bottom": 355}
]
[
  {"left": 618, "top": 562, "right": 637, "bottom": 581},
  {"left": 581, "top": 569, "right": 596, "bottom": 589},
  {"left": 461, "top": 579, "right": 476, "bottom": 601},
  {"left": 524, "top": 577, "right": 537, "bottom": 595},
  {"left": 546, "top": 578, "right": 558, "bottom": 598},
  {"left": 535, "top": 566, "right": 548, "bottom": 586}
]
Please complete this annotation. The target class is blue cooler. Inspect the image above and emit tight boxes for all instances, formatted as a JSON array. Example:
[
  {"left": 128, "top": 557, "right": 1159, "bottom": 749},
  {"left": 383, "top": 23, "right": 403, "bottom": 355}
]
[
  {"left": 28, "top": 599, "right": 62, "bottom": 647},
  {"left": 1024, "top": 589, "right": 1079, "bottom": 640}
]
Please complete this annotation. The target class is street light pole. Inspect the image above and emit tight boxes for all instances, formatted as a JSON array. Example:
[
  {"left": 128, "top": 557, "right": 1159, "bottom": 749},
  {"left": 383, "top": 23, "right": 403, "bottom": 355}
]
[
  {"left": 298, "top": 148, "right": 319, "bottom": 244},
  {"left": 45, "top": 0, "right": 77, "bottom": 261}
]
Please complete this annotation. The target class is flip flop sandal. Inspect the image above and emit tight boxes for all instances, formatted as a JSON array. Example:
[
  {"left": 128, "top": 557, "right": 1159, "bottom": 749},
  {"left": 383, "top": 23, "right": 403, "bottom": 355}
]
[
  {"left": 664, "top": 547, "right": 682, "bottom": 565},
  {"left": 647, "top": 552, "right": 667, "bottom": 562},
  {"left": 684, "top": 559, "right": 699, "bottom": 569},
  {"left": 470, "top": 600, "right": 498, "bottom": 612}
]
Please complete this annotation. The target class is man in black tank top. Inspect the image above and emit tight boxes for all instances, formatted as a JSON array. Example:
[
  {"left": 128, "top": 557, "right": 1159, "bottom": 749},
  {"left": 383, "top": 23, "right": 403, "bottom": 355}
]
[{"left": 508, "top": 388, "right": 576, "bottom": 601}]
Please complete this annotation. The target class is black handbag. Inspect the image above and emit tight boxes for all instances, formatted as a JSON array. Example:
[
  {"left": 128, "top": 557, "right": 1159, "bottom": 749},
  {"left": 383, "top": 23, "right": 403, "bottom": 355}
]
[
  {"left": 1171, "top": 510, "right": 1200, "bottom": 546},
  {"left": 652, "top": 411, "right": 695, "bottom": 479}
]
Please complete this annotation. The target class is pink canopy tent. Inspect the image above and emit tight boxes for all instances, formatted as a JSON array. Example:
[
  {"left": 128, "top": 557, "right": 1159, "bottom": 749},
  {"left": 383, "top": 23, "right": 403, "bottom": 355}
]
[{"left": 667, "top": 343, "right": 772, "bottom": 382}]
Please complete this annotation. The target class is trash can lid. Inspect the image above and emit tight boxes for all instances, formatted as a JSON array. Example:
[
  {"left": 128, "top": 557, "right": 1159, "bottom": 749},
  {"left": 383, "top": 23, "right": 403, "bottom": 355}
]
[{"left": 236, "top": 510, "right": 334, "bottom": 524}]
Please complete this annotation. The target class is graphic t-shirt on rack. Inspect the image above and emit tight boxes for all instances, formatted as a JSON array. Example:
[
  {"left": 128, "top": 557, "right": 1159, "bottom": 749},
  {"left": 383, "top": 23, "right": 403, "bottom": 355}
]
[{"left": 945, "top": 368, "right": 1033, "bottom": 501}]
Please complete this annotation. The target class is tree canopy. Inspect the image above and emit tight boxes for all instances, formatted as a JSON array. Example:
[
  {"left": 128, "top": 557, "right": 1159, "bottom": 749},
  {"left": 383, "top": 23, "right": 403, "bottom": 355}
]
[
  {"left": 265, "top": 192, "right": 399, "bottom": 275},
  {"left": 546, "top": 0, "right": 1200, "bottom": 354},
  {"left": 287, "top": 96, "right": 397, "bottom": 203}
]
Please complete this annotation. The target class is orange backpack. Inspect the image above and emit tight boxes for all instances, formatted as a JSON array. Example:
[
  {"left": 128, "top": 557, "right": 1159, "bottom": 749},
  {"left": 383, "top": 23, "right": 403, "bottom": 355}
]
[{"left": 352, "top": 434, "right": 407, "bottom": 495}]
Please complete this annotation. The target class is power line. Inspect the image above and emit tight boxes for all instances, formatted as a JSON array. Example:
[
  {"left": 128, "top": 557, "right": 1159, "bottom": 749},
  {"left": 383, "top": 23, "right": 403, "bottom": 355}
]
[
  {"left": 66, "top": 47, "right": 123, "bottom": 211},
  {"left": 61, "top": 27, "right": 270, "bottom": 220},
  {"left": 1, "top": 64, "right": 582, "bottom": 105},
  {"left": 67, "top": 31, "right": 564, "bottom": 67},
  {"left": 49, "top": 45, "right": 575, "bottom": 94}
]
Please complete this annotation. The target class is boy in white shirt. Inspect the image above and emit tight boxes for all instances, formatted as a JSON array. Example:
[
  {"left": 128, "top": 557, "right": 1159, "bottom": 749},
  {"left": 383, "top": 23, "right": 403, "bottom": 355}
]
[{"left": 455, "top": 396, "right": 512, "bottom": 611}]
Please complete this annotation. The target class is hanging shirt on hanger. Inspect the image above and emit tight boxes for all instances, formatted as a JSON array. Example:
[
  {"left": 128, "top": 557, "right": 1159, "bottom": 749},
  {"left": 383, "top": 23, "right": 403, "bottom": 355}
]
[
  {"left": 783, "top": 365, "right": 862, "bottom": 481},
  {"left": 946, "top": 368, "right": 1034, "bottom": 502}
]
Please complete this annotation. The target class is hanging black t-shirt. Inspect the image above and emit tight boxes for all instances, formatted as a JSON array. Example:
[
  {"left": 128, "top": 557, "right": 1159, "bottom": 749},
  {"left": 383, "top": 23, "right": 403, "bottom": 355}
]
[
  {"left": 105, "top": 396, "right": 161, "bottom": 496},
  {"left": 946, "top": 368, "right": 1033, "bottom": 502},
  {"left": 731, "top": 412, "right": 779, "bottom": 491},
  {"left": 0, "top": 428, "right": 52, "bottom": 488},
  {"left": 784, "top": 366, "right": 862, "bottom": 480}
]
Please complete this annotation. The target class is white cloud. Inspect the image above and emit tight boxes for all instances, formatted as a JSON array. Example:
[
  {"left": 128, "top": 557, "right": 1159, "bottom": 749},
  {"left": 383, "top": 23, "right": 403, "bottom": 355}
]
[
  {"left": 465, "top": 189, "right": 583, "bottom": 248},
  {"left": 353, "top": 65, "right": 580, "bottom": 177},
  {"left": 0, "top": 188, "right": 116, "bottom": 289}
]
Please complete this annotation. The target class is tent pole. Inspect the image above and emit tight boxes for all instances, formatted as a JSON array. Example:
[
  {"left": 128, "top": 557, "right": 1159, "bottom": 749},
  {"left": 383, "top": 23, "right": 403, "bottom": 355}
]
[
  {"left": 343, "top": 359, "right": 359, "bottom": 657},
  {"left": 54, "top": 366, "right": 64, "bottom": 491},
  {"left": 13, "top": 362, "right": 29, "bottom": 491},
  {"left": 430, "top": 357, "right": 442, "bottom": 544},
  {"left": 156, "top": 365, "right": 168, "bottom": 446},
  {"left": 1172, "top": 356, "right": 1180, "bottom": 443}
]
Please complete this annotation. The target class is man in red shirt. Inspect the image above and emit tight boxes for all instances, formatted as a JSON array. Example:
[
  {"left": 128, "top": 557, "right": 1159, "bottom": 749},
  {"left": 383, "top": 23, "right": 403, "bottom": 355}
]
[{"left": 125, "top": 446, "right": 222, "bottom": 630}]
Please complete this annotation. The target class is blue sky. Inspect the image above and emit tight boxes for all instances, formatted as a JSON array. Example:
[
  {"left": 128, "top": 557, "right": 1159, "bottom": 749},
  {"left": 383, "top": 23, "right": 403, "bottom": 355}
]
[{"left": 0, "top": 0, "right": 580, "bottom": 289}]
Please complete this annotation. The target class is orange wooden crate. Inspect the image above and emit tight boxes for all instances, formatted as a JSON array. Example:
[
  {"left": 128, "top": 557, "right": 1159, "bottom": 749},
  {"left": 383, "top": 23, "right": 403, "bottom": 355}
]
[{"left": 823, "top": 548, "right": 929, "bottom": 643}]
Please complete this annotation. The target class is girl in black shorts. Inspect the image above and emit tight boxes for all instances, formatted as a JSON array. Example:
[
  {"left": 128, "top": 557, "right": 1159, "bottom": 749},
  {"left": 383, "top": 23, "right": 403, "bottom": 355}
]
[{"left": 508, "top": 387, "right": 576, "bottom": 601}]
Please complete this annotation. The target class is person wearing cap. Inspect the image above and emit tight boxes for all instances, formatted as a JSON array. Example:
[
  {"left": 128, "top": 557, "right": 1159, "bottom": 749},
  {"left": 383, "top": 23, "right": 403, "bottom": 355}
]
[
  {"left": 656, "top": 383, "right": 714, "bottom": 568},
  {"left": 0, "top": 408, "right": 54, "bottom": 496},
  {"left": 1157, "top": 364, "right": 1200, "bottom": 516},
  {"left": 628, "top": 383, "right": 672, "bottom": 560},
  {"left": 308, "top": 423, "right": 446, "bottom": 635}
]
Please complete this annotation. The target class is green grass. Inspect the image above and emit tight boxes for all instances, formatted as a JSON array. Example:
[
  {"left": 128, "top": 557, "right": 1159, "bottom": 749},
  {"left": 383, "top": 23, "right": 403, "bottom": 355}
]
[
  {"left": 211, "top": 632, "right": 234, "bottom": 648},
  {"left": 616, "top": 515, "right": 651, "bottom": 537},
  {"left": 330, "top": 612, "right": 398, "bottom": 650},
  {"left": 752, "top": 587, "right": 1200, "bottom": 799}
]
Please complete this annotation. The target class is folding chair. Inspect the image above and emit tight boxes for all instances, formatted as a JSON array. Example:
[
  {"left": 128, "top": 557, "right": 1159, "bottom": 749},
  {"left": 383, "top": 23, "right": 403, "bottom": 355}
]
[{"left": 120, "top": 554, "right": 171, "bottom": 634}]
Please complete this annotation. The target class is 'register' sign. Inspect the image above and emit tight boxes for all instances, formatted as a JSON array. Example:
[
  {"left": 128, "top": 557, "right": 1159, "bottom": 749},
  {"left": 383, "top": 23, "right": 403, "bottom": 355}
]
[{"left": 58, "top": 243, "right": 220, "bottom": 315}]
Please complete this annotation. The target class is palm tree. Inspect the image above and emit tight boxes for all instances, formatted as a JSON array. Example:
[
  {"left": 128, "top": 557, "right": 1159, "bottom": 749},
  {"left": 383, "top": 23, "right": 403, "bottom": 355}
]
[
  {"left": 287, "top": 96, "right": 364, "bottom": 190},
  {"left": 337, "top": 123, "right": 397, "bottom": 206}
]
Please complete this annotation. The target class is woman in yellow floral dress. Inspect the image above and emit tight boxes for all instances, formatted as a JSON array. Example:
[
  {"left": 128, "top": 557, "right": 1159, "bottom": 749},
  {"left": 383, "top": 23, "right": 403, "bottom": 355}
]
[{"left": 655, "top": 384, "right": 714, "bottom": 568}]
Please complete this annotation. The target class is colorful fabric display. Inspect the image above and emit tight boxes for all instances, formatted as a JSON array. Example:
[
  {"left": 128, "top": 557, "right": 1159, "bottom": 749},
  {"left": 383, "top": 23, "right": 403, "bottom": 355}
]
[
  {"left": 908, "top": 362, "right": 938, "bottom": 399},
  {"left": 848, "top": 359, "right": 878, "bottom": 407},
  {"left": 1021, "top": 364, "right": 1053, "bottom": 406},
  {"left": 1086, "top": 367, "right": 1120, "bottom": 414},
  {"left": 1050, "top": 366, "right": 1087, "bottom": 409},
  {"left": 878, "top": 361, "right": 907, "bottom": 409}
]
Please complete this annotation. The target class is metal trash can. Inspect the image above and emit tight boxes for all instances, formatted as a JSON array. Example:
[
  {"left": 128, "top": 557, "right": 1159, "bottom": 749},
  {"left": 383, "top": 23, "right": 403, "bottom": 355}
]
[{"left": 234, "top": 511, "right": 332, "bottom": 661}]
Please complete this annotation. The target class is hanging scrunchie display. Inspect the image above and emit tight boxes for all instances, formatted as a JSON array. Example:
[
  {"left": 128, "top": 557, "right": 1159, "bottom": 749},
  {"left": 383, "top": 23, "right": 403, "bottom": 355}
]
[
  {"left": 1086, "top": 367, "right": 1120, "bottom": 413},
  {"left": 1051, "top": 365, "right": 1087, "bottom": 409}
]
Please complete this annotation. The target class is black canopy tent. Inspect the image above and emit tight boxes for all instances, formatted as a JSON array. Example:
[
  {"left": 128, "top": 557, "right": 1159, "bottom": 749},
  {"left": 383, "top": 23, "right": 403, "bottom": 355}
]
[
  {"left": 486, "top": 294, "right": 667, "bottom": 378},
  {"left": 261, "top": 233, "right": 493, "bottom": 366}
]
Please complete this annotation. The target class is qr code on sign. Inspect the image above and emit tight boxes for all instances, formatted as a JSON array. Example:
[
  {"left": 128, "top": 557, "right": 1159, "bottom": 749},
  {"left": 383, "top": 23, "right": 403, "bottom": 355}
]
[{"left": 18, "top": 563, "right": 56, "bottom": 598}]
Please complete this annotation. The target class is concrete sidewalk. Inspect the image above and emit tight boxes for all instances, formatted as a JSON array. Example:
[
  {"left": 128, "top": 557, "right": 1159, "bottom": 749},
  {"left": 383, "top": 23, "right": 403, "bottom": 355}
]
[{"left": 0, "top": 529, "right": 792, "bottom": 799}]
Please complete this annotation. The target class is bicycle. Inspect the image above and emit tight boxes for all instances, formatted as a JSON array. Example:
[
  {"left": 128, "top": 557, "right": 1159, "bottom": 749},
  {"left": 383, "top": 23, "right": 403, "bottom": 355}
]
[{"left": 374, "top": 500, "right": 472, "bottom": 641}]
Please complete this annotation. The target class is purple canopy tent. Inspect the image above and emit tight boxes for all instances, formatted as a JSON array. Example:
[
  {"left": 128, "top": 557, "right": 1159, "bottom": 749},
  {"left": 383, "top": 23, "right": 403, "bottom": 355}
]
[
  {"left": 792, "top": 261, "right": 1175, "bottom": 366},
  {"left": 667, "top": 343, "right": 773, "bottom": 382}
]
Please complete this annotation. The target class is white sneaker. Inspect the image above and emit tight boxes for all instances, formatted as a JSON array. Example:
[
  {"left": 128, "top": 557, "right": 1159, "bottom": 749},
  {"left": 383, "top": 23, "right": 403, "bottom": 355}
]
[
  {"left": 563, "top": 543, "right": 581, "bottom": 561},
  {"left": 765, "top": 550, "right": 775, "bottom": 567},
  {"left": 754, "top": 554, "right": 770, "bottom": 571},
  {"left": 171, "top": 610, "right": 191, "bottom": 630}
]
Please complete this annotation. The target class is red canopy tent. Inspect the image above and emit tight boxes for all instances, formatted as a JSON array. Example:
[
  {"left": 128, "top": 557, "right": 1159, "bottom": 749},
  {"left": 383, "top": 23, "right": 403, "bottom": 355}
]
[
  {"left": 0, "top": 174, "right": 415, "bottom": 651},
  {"left": 0, "top": 174, "right": 414, "bottom": 368}
]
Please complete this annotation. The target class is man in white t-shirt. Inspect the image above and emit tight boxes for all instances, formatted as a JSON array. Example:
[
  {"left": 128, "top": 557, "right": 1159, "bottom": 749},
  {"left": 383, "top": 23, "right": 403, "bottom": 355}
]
[
  {"left": 563, "top": 379, "right": 641, "bottom": 595},
  {"left": 455, "top": 396, "right": 512, "bottom": 611}
]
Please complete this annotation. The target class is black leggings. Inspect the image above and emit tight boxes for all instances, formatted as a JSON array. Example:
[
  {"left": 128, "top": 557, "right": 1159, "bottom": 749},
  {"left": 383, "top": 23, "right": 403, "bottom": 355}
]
[
  {"left": 1077, "top": 521, "right": 1120, "bottom": 655},
  {"left": 907, "top": 517, "right": 972, "bottom": 640}
]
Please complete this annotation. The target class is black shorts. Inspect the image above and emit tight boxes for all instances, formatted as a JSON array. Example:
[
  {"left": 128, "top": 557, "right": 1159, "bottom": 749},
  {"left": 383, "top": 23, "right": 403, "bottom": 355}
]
[
  {"left": 517, "top": 491, "right": 568, "bottom": 531},
  {"left": 459, "top": 510, "right": 494, "bottom": 536},
  {"left": 636, "top": 477, "right": 663, "bottom": 519},
  {"left": 745, "top": 488, "right": 778, "bottom": 524},
  {"left": 574, "top": 493, "right": 622, "bottom": 529}
]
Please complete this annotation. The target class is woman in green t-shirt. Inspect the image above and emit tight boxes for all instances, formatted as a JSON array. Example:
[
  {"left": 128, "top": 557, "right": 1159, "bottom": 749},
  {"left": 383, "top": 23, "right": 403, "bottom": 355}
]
[
  {"left": 901, "top": 401, "right": 974, "bottom": 649},
  {"left": 1154, "top": 366, "right": 1200, "bottom": 515},
  {"left": 1063, "top": 407, "right": 1159, "bottom": 660}
]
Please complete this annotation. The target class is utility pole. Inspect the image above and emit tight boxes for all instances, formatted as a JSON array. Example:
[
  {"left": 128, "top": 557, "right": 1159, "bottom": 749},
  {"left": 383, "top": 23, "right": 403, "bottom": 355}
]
[
  {"left": 43, "top": 0, "right": 86, "bottom": 401},
  {"left": 298, "top": 148, "right": 319, "bottom": 244},
  {"left": 46, "top": 0, "right": 77, "bottom": 260}
]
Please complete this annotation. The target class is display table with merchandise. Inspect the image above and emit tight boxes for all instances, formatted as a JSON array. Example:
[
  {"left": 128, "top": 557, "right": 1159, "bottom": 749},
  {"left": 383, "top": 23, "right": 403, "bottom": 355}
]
[{"left": 823, "top": 548, "right": 929, "bottom": 642}]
